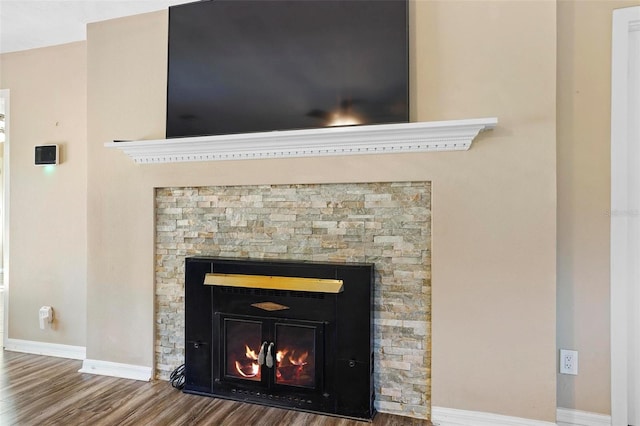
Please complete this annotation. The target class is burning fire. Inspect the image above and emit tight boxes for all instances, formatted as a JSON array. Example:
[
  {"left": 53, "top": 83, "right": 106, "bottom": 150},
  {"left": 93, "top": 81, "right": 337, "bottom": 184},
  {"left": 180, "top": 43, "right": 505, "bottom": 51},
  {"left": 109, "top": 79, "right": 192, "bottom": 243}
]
[
  {"left": 275, "top": 348, "right": 310, "bottom": 384},
  {"left": 234, "top": 344, "right": 260, "bottom": 378},
  {"left": 231, "top": 343, "right": 313, "bottom": 386},
  {"left": 276, "top": 349, "right": 309, "bottom": 366}
]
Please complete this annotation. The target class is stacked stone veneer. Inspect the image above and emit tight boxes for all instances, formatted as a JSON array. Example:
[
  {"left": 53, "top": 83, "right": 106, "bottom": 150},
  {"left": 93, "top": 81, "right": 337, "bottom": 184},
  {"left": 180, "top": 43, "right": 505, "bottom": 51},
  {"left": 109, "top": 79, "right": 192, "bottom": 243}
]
[{"left": 155, "top": 182, "right": 431, "bottom": 419}]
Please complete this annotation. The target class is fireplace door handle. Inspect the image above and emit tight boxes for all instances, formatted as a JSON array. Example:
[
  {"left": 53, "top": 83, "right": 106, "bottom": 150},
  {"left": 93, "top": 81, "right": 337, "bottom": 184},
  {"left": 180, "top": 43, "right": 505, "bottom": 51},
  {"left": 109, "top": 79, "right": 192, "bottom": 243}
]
[
  {"left": 258, "top": 341, "right": 268, "bottom": 366},
  {"left": 266, "top": 342, "right": 275, "bottom": 368}
]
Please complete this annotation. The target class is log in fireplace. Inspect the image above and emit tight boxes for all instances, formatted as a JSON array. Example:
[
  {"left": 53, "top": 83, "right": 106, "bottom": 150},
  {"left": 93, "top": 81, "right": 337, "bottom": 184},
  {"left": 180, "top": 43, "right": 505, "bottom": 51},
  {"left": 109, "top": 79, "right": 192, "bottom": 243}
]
[{"left": 184, "top": 257, "right": 375, "bottom": 420}]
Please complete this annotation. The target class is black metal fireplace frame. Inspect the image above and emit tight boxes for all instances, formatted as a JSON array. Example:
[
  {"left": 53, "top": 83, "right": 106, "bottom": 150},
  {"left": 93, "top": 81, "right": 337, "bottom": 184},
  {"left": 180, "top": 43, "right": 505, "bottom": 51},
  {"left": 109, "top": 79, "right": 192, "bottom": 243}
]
[{"left": 184, "top": 256, "right": 375, "bottom": 420}]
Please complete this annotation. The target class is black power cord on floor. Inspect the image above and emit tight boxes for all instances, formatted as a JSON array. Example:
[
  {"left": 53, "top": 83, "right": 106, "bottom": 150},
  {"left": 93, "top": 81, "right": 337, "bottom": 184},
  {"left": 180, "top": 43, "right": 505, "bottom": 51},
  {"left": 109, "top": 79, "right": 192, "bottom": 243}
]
[{"left": 169, "top": 364, "right": 185, "bottom": 390}]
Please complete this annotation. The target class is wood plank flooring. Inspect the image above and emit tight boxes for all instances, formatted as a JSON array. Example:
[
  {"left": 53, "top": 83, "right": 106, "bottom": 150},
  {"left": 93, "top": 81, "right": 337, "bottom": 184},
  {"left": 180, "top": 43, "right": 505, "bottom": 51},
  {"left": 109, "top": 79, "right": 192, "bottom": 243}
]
[{"left": 0, "top": 350, "right": 431, "bottom": 426}]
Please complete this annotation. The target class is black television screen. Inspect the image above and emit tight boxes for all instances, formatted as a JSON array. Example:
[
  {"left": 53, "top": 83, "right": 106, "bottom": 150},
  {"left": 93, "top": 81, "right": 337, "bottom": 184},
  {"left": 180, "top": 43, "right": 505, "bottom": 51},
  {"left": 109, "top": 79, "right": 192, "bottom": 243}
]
[{"left": 166, "top": 0, "right": 408, "bottom": 138}]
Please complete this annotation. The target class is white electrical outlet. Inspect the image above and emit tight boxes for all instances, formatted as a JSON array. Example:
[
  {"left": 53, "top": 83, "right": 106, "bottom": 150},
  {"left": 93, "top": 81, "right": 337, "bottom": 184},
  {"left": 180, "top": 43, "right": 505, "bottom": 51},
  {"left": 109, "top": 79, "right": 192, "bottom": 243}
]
[{"left": 560, "top": 349, "right": 578, "bottom": 375}]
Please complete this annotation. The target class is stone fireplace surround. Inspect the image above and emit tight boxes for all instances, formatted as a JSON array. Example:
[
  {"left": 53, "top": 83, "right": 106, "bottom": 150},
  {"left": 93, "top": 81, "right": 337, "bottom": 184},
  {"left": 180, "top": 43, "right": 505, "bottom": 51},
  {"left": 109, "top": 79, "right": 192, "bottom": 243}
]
[{"left": 155, "top": 182, "right": 431, "bottom": 419}]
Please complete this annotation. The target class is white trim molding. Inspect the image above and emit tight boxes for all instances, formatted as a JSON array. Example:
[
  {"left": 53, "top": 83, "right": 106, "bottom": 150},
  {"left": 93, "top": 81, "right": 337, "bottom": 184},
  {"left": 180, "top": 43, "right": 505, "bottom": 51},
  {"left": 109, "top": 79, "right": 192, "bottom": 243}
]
[
  {"left": 430, "top": 406, "right": 556, "bottom": 426},
  {"left": 105, "top": 117, "right": 497, "bottom": 164},
  {"left": 611, "top": 6, "right": 640, "bottom": 426},
  {"left": 1, "top": 88, "right": 10, "bottom": 350},
  {"left": 4, "top": 338, "right": 86, "bottom": 360},
  {"left": 557, "top": 408, "right": 611, "bottom": 426},
  {"left": 79, "top": 359, "right": 152, "bottom": 381}
]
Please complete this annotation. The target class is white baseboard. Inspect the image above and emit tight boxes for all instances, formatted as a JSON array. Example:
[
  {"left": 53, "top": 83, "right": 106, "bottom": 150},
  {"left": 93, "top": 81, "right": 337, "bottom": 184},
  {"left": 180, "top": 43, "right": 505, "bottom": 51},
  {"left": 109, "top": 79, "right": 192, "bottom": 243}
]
[
  {"left": 79, "top": 358, "right": 152, "bottom": 381},
  {"left": 431, "top": 406, "right": 557, "bottom": 426},
  {"left": 556, "top": 408, "right": 611, "bottom": 426},
  {"left": 4, "top": 338, "right": 86, "bottom": 360},
  {"left": 431, "top": 406, "right": 612, "bottom": 426}
]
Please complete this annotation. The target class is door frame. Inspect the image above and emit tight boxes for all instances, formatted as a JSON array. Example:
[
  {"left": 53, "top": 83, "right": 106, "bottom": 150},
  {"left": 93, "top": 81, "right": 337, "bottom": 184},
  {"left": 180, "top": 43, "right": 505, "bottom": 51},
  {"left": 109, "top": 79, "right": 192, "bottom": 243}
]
[
  {"left": 610, "top": 6, "right": 640, "bottom": 426},
  {"left": 1, "top": 88, "right": 10, "bottom": 349}
]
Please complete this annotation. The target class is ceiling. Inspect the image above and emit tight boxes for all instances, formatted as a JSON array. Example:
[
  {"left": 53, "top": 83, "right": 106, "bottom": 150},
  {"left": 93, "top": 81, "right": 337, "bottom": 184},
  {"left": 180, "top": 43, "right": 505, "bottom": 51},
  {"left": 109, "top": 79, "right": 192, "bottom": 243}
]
[{"left": 0, "top": 0, "right": 194, "bottom": 54}]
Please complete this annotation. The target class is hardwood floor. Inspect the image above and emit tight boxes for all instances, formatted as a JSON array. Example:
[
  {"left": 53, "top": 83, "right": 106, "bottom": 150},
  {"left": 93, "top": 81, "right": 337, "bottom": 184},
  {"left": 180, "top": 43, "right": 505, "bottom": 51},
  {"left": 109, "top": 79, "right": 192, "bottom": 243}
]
[{"left": 0, "top": 350, "right": 430, "bottom": 425}]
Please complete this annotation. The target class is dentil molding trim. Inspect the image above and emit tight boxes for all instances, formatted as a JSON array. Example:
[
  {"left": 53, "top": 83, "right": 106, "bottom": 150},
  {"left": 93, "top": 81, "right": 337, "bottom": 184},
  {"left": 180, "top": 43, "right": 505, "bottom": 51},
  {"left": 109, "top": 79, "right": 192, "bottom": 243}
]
[{"left": 105, "top": 117, "right": 497, "bottom": 164}]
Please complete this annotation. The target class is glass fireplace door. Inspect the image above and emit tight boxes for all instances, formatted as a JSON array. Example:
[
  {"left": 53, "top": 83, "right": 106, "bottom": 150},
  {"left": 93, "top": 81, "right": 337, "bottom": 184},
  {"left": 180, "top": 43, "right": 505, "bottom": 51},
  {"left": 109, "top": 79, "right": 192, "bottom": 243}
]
[
  {"left": 273, "top": 323, "right": 318, "bottom": 389},
  {"left": 219, "top": 315, "right": 325, "bottom": 394},
  {"left": 223, "top": 318, "right": 264, "bottom": 383}
]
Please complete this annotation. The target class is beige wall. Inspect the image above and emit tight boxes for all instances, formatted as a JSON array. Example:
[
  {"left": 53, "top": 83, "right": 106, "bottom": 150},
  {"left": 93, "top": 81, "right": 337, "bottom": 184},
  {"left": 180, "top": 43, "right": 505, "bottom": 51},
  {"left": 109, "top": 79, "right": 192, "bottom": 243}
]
[
  {"left": 415, "top": 0, "right": 558, "bottom": 419},
  {"left": 6, "top": 0, "right": 635, "bottom": 420},
  {"left": 0, "top": 0, "right": 583, "bottom": 421},
  {"left": 556, "top": 0, "right": 640, "bottom": 414},
  {"left": 86, "top": 1, "right": 557, "bottom": 421},
  {"left": 0, "top": 42, "right": 87, "bottom": 346}
]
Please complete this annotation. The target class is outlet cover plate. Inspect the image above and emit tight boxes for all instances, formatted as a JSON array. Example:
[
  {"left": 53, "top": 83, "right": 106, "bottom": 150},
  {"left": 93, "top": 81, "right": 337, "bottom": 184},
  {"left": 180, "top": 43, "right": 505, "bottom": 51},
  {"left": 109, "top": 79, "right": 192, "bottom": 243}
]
[{"left": 560, "top": 349, "right": 578, "bottom": 375}]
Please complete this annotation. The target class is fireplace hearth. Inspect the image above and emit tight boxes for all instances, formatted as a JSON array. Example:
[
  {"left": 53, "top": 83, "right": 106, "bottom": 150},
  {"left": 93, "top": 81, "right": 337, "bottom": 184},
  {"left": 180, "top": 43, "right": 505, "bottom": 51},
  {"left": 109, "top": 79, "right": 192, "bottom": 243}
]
[{"left": 184, "top": 256, "right": 375, "bottom": 420}]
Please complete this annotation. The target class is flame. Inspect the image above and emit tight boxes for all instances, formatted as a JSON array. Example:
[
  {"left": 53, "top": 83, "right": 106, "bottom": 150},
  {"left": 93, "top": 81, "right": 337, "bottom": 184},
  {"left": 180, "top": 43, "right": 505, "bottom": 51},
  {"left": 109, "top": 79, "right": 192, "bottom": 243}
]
[
  {"left": 276, "top": 348, "right": 308, "bottom": 367},
  {"left": 275, "top": 348, "right": 309, "bottom": 368},
  {"left": 234, "top": 344, "right": 260, "bottom": 378},
  {"left": 244, "top": 345, "right": 258, "bottom": 361},
  {"left": 289, "top": 351, "right": 308, "bottom": 366},
  {"left": 275, "top": 347, "right": 311, "bottom": 384},
  {"left": 232, "top": 344, "right": 312, "bottom": 383}
]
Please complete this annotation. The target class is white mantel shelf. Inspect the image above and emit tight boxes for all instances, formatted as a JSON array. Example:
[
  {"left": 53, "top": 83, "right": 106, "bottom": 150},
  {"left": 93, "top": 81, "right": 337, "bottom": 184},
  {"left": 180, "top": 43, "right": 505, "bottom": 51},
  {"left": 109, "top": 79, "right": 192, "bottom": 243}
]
[{"left": 104, "top": 117, "right": 497, "bottom": 164}]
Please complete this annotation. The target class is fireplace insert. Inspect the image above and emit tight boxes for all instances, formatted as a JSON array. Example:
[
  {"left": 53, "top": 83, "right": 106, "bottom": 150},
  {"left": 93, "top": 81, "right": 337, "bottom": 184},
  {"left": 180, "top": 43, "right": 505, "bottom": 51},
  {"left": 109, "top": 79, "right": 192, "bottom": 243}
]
[{"left": 184, "top": 257, "right": 375, "bottom": 420}]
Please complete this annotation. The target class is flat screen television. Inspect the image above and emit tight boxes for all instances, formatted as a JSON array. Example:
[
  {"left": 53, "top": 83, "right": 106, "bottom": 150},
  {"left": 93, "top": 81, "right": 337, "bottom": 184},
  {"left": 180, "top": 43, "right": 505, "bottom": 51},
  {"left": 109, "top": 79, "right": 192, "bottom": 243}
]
[{"left": 166, "top": 0, "right": 408, "bottom": 138}]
